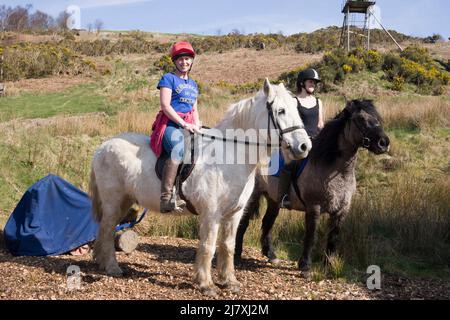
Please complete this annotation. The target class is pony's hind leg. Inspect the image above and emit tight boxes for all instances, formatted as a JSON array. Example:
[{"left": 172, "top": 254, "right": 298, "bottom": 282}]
[
  {"left": 194, "top": 214, "right": 220, "bottom": 297},
  {"left": 234, "top": 188, "right": 261, "bottom": 263},
  {"left": 94, "top": 197, "right": 128, "bottom": 277},
  {"left": 217, "top": 211, "right": 243, "bottom": 293},
  {"left": 234, "top": 210, "right": 251, "bottom": 263}
]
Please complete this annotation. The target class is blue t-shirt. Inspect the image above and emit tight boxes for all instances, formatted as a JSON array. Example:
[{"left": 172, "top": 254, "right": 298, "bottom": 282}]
[{"left": 157, "top": 73, "right": 198, "bottom": 114}]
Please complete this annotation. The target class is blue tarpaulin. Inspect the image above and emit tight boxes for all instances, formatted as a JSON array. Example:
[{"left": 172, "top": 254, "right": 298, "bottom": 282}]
[{"left": 3, "top": 174, "right": 99, "bottom": 256}]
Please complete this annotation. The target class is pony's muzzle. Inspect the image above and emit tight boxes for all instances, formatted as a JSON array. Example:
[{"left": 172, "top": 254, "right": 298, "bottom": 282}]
[{"left": 289, "top": 139, "right": 311, "bottom": 159}]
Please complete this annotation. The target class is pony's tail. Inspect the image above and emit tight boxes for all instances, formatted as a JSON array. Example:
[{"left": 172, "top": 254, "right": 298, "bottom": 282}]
[{"left": 89, "top": 168, "right": 103, "bottom": 223}]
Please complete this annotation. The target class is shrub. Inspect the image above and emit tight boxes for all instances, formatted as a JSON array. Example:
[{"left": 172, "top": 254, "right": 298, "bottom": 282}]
[
  {"left": 347, "top": 54, "right": 366, "bottom": 73},
  {"left": 278, "top": 66, "right": 304, "bottom": 91},
  {"left": 1, "top": 42, "right": 96, "bottom": 81},
  {"left": 364, "top": 50, "right": 383, "bottom": 72},
  {"left": 382, "top": 53, "right": 404, "bottom": 81},
  {"left": 400, "top": 46, "right": 433, "bottom": 66},
  {"left": 153, "top": 55, "right": 174, "bottom": 73},
  {"left": 342, "top": 64, "right": 352, "bottom": 74},
  {"left": 392, "top": 76, "right": 405, "bottom": 91}
]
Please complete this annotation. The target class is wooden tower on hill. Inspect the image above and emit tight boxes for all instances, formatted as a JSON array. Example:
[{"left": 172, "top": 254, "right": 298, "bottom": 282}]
[{"left": 339, "top": 0, "right": 403, "bottom": 52}]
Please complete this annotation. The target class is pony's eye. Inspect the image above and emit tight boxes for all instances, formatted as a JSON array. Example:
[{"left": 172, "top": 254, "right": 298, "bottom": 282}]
[
  {"left": 278, "top": 108, "right": 286, "bottom": 114},
  {"left": 369, "top": 120, "right": 380, "bottom": 127}
]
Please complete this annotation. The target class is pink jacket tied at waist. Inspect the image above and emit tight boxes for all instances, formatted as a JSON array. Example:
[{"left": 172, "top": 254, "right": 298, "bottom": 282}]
[{"left": 150, "top": 109, "right": 195, "bottom": 157}]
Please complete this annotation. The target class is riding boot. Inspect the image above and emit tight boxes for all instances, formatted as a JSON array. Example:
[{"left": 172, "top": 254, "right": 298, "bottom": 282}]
[
  {"left": 278, "top": 167, "right": 292, "bottom": 209},
  {"left": 160, "top": 160, "right": 186, "bottom": 213}
]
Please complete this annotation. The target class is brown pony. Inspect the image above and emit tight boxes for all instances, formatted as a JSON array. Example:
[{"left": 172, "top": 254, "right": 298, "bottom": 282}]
[{"left": 235, "top": 99, "right": 390, "bottom": 273}]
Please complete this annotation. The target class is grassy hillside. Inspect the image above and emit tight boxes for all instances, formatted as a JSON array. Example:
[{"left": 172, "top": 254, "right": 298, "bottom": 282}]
[{"left": 0, "top": 30, "right": 449, "bottom": 281}]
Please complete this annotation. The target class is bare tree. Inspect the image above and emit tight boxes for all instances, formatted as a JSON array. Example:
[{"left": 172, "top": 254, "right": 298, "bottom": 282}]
[
  {"left": 56, "top": 10, "right": 70, "bottom": 30},
  {"left": 0, "top": 5, "right": 10, "bottom": 31},
  {"left": 29, "top": 10, "right": 53, "bottom": 31},
  {"left": 94, "top": 19, "right": 104, "bottom": 34},
  {"left": 5, "top": 4, "right": 32, "bottom": 31},
  {"left": 230, "top": 28, "right": 241, "bottom": 35}
]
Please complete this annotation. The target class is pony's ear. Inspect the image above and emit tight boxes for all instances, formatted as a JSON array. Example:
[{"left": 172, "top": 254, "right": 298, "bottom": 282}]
[
  {"left": 263, "top": 78, "right": 274, "bottom": 101},
  {"left": 343, "top": 100, "right": 355, "bottom": 118}
]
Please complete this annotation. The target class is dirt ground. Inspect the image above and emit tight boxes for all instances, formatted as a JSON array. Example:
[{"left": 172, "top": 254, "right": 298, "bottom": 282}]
[
  {"left": 192, "top": 48, "right": 322, "bottom": 85},
  {"left": 1, "top": 235, "right": 448, "bottom": 300}
]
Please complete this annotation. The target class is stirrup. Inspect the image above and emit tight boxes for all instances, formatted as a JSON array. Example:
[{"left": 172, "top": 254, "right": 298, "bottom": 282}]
[{"left": 160, "top": 197, "right": 186, "bottom": 214}]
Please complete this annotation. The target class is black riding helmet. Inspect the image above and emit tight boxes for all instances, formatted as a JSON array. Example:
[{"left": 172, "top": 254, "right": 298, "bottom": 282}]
[{"left": 297, "top": 68, "right": 321, "bottom": 90}]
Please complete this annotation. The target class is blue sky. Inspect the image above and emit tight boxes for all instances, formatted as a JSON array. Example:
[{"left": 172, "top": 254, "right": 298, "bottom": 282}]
[{"left": 5, "top": 0, "right": 450, "bottom": 38}]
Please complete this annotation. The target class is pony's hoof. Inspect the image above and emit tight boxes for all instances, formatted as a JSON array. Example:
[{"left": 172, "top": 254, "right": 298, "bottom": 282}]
[
  {"left": 269, "top": 258, "right": 280, "bottom": 265},
  {"left": 298, "top": 259, "right": 310, "bottom": 272},
  {"left": 234, "top": 256, "right": 243, "bottom": 266},
  {"left": 201, "top": 286, "right": 219, "bottom": 297},
  {"left": 218, "top": 278, "right": 241, "bottom": 294},
  {"left": 226, "top": 282, "right": 241, "bottom": 294},
  {"left": 300, "top": 270, "right": 311, "bottom": 279},
  {"left": 105, "top": 266, "right": 124, "bottom": 277}
]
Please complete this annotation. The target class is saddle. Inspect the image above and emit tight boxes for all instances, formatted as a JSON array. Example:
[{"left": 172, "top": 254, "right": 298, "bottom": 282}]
[{"left": 155, "top": 150, "right": 195, "bottom": 183}]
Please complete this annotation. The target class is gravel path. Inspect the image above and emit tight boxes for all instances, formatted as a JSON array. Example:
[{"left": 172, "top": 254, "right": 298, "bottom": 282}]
[{"left": 1, "top": 236, "right": 449, "bottom": 300}]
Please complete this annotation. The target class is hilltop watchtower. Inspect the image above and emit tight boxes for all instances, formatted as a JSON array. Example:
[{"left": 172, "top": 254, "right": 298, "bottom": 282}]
[
  {"left": 340, "top": 0, "right": 376, "bottom": 51},
  {"left": 340, "top": 0, "right": 403, "bottom": 52}
]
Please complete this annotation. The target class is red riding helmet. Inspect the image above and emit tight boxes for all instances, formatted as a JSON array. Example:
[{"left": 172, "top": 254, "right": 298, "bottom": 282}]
[{"left": 170, "top": 41, "right": 196, "bottom": 61}]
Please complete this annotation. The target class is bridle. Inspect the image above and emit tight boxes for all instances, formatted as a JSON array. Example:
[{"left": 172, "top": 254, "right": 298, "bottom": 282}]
[
  {"left": 265, "top": 100, "right": 303, "bottom": 146},
  {"left": 351, "top": 113, "right": 376, "bottom": 149}
]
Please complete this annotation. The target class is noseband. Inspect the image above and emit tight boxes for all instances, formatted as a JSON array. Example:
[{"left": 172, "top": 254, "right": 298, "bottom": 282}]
[{"left": 352, "top": 115, "right": 375, "bottom": 149}]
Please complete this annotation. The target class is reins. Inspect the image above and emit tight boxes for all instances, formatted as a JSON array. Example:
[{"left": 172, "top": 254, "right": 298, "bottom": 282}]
[{"left": 192, "top": 100, "right": 303, "bottom": 148}]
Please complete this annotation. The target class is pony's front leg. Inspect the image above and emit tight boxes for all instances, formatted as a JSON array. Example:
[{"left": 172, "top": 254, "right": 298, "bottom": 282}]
[
  {"left": 261, "top": 198, "right": 281, "bottom": 264},
  {"left": 298, "top": 204, "right": 320, "bottom": 275},
  {"left": 325, "top": 209, "right": 347, "bottom": 262},
  {"left": 217, "top": 211, "right": 243, "bottom": 293},
  {"left": 194, "top": 214, "right": 220, "bottom": 297}
]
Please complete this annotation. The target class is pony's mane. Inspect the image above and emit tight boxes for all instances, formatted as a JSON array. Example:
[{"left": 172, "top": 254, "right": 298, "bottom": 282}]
[
  {"left": 309, "top": 99, "right": 380, "bottom": 165},
  {"left": 215, "top": 84, "right": 295, "bottom": 130},
  {"left": 216, "top": 90, "right": 266, "bottom": 130}
]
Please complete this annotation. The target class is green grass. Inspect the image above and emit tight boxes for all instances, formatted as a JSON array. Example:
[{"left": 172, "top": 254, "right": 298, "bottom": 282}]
[
  {"left": 0, "top": 131, "right": 103, "bottom": 217},
  {"left": 0, "top": 83, "right": 118, "bottom": 122}
]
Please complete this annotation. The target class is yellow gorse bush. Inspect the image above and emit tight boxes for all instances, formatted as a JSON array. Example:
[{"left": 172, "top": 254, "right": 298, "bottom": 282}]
[
  {"left": 342, "top": 64, "right": 353, "bottom": 74},
  {"left": 2, "top": 42, "right": 97, "bottom": 81}
]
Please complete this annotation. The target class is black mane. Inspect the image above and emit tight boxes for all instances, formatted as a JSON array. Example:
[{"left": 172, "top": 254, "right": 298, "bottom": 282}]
[{"left": 309, "top": 99, "right": 380, "bottom": 165}]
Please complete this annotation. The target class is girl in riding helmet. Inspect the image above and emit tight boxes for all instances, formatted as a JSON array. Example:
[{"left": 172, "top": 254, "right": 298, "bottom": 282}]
[
  {"left": 150, "top": 41, "right": 202, "bottom": 213},
  {"left": 278, "top": 68, "right": 324, "bottom": 209},
  {"left": 295, "top": 68, "right": 324, "bottom": 137}
]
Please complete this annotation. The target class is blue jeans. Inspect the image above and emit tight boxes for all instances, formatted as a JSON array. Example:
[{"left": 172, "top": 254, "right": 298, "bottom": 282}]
[{"left": 162, "top": 122, "right": 184, "bottom": 162}]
